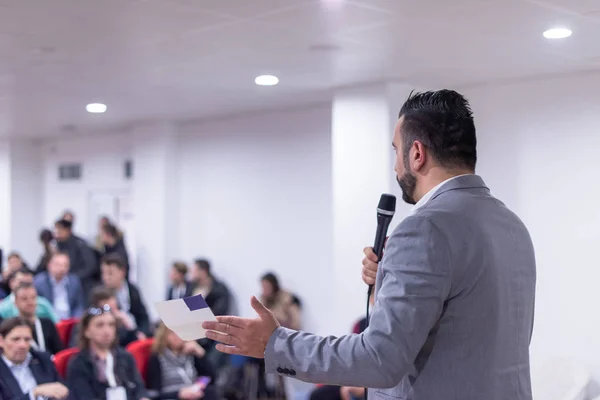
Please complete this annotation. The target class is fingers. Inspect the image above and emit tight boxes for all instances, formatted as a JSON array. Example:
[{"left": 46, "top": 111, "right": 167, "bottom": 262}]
[
  {"left": 215, "top": 316, "right": 249, "bottom": 328},
  {"left": 362, "top": 271, "right": 376, "bottom": 286},
  {"left": 363, "top": 246, "right": 379, "bottom": 263},
  {"left": 216, "top": 343, "right": 244, "bottom": 355},
  {"left": 202, "top": 321, "right": 243, "bottom": 336},
  {"left": 250, "top": 296, "right": 271, "bottom": 317},
  {"left": 205, "top": 330, "right": 241, "bottom": 347}
]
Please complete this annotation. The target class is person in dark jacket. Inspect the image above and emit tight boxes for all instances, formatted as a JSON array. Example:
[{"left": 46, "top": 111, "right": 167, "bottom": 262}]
[
  {"left": 54, "top": 219, "right": 99, "bottom": 293},
  {"left": 66, "top": 306, "right": 149, "bottom": 400},
  {"left": 0, "top": 317, "right": 69, "bottom": 400},
  {"left": 100, "top": 224, "right": 130, "bottom": 280},
  {"left": 147, "top": 322, "right": 217, "bottom": 400},
  {"left": 166, "top": 262, "right": 194, "bottom": 301},
  {"left": 35, "top": 229, "right": 55, "bottom": 275},
  {"left": 101, "top": 254, "right": 151, "bottom": 337},
  {"left": 190, "top": 259, "right": 231, "bottom": 316}
]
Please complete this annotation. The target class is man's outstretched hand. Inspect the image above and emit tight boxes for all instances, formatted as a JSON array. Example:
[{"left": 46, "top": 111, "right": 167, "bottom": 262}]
[{"left": 202, "top": 296, "right": 280, "bottom": 358}]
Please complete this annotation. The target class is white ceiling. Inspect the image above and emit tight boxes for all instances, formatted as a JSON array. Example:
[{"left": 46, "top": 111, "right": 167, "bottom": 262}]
[{"left": 0, "top": 0, "right": 599, "bottom": 137}]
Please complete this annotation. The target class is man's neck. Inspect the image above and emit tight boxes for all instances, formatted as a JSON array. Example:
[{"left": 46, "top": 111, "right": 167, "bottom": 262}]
[
  {"left": 90, "top": 343, "right": 111, "bottom": 359},
  {"left": 21, "top": 313, "right": 36, "bottom": 323},
  {"left": 414, "top": 168, "right": 473, "bottom": 203},
  {"left": 52, "top": 274, "right": 66, "bottom": 283}
]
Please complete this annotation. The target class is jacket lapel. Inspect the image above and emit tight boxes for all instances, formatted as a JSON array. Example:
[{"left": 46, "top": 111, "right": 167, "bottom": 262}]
[
  {"left": 0, "top": 357, "right": 23, "bottom": 397},
  {"left": 44, "top": 274, "right": 55, "bottom": 304}
]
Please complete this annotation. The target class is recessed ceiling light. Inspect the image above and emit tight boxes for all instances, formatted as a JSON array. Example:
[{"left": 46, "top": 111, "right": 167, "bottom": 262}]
[
  {"left": 543, "top": 28, "right": 572, "bottom": 39},
  {"left": 86, "top": 103, "right": 107, "bottom": 113},
  {"left": 255, "top": 75, "right": 279, "bottom": 86}
]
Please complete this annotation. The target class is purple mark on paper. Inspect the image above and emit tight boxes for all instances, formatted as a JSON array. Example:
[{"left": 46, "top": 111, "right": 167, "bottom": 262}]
[{"left": 183, "top": 295, "right": 209, "bottom": 311}]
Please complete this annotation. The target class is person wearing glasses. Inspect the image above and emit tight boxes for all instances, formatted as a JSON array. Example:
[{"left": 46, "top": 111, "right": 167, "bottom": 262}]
[
  {"left": 0, "top": 317, "right": 69, "bottom": 400},
  {"left": 66, "top": 305, "right": 149, "bottom": 400}
]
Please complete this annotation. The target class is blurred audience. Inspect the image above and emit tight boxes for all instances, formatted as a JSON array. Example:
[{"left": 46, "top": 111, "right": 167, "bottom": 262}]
[
  {"left": 13, "top": 283, "right": 63, "bottom": 355},
  {"left": 101, "top": 254, "right": 151, "bottom": 338},
  {"left": 55, "top": 218, "right": 99, "bottom": 293},
  {"left": 191, "top": 259, "right": 231, "bottom": 317},
  {"left": 35, "top": 229, "right": 55, "bottom": 275},
  {"left": 148, "top": 321, "right": 217, "bottom": 400},
  {"left": 0, "top": 269, "right": 58, "bottom": 322},
  {"left": 260, "top": 272, "right": 301, "bottom": 330},
  {"left": 101, "top": 223, "right": 130, "bottom": 280},
  {"left": 34, "top": 251, "right": 85, "bottom": 320},
  {"left": 166, "top": 261, "right": 194, "bottom": 300},
  {"left": 67, "top": 306, "right": 149, "bottom": 400},
  {"left": 0, "top": 317, "right": 69, "bottom": 400},
  {"left": 1, "top": 252, "right": 28, "bottom": 295}
]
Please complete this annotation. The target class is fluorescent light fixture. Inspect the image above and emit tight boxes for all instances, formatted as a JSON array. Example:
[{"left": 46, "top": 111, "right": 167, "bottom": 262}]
[
  {"left": 543, "top": 28, "right": 572, "bottom": 39},
  {"left": 86, "top": 103, "right": 107, "bottom": 113},
  {"left": 255, "top": 75, "right": 279, "bottom": 86}
]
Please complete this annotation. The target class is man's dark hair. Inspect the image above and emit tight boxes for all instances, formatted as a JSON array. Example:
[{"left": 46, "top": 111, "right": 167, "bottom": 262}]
[
  {"left": 7, "top": 252, "right": 21, "bottom": 261},
  {"left": 55, "top": 219, "right": 73, "bottom": 230},
  {"left": 194, "top": 259, "right": 212, "bottom": 276},
  {"left": 39, "top": 229, "right": 53, "bottom": 244},
  {"left": 89, "top": 285, "right": 116, "bottom": 306},
  {"left": 8, "top": 268, "right": 33, "bottom": 284},
  {"left": 102, "top": 224, "right": 118, "bottom": 238},
  {"left": 13, "top": 282, "right": 36, "bottom": 297},
  {"left": 101, "top": 253, "right": 126, "bottom": 271},
  {"left": 172, "top": 262, "right": 188, "bottom": 276},
  {"left": 0, "top": 317, "right": 33, "bottom": 337},
  {"left": 398, "top": 90, "right": 477, "bottom": 171}
]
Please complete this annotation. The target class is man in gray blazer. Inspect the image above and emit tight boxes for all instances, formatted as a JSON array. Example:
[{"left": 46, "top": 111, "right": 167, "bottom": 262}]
[{"left": 203, "top": 90, "right": 537, "bottom": 400}]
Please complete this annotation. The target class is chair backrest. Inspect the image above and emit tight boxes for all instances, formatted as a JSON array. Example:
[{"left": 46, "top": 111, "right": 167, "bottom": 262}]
[
  {"left": 53, "top": 347, "right": 80, "bottom": 379},
  {"left": 126, "top": 338, "right": 154, "bottom": 385},
  {"left": 56, "top": 318, "right": 79, "bottom": 347}
]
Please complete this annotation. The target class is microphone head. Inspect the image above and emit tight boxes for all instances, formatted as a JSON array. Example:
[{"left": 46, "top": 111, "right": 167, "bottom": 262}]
[{"left": 377, "top": 193, "right": 396, "bottom": 216}]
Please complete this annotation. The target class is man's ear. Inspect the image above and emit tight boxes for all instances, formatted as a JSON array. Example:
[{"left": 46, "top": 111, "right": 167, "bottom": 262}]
[{"left": 411, "top": 140, "right": 428, "bottom": 172}]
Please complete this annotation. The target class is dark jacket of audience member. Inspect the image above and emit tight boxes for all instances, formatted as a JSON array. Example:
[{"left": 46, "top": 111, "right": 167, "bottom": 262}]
[
  {"left": 0, "top": 349, "right": 63, "bottom": 400},
  {"left": 67, "top": 346, "right": 146, "bottom": 400},
  {"left": 56, "top": 234, "right": 98, "bottom": 292},
  {"left": 34, "top": 272, "right": 85, "bottom": 319},
  {"left": 32, "top": 317, "right": 63, "bottom": 355},
  {"left": 166, "top": 281, "right": 194, "bottom": 301},
  {"left": 203, "top": 280, "right": 230, "bottom": 317},
  {"left": 123, "top": 282, "right": 151, "bottom": 337},
  {"left": 104, "top": 240, "right": 130, "bottom": 280}
]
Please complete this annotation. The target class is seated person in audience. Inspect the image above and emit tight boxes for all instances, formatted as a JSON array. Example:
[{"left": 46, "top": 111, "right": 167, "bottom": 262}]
[
  {"left": 190, "top": 259, "right": 231, "bottom": 316},
  {"left": 0, "top": 269, "right": 58, "bottom": 322},
  {"left": 14, "top": 283, "right": 63, "bottom": 355},
  {"left": 55, "top": 218, "right": 99, "bottom": 293},
  {"left": 259, "top": 272, "right": 301, "bottom": 330},
  {"left": 148, "top": 322, "right": 217, "bottom": 400},
  {"left": 0, "top": 317, "right": 69, "bottom": 400},
  {"left": 66, "top": 305, "right": 149, "bottom": 400},
  {"left": 34, "top": 251, "right": 85, "bottom": 320},
  {"left": 166, "top": 262, "right": 194, "bottom": 300},
  {"left": 70, "top": 286, "right": 142, "bottom": 348},
  {"left": 1, "top": 252, "right": 28, "bottom": 294},
  {"left": 100, "top": 224, "right": 130, "bottom": 280},
  {"left": 101, "top": 254, "right": 151, "bottom": 337}
]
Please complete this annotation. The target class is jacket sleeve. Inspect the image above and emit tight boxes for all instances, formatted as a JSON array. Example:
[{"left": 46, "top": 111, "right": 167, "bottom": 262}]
[
  {"left": 264, "top": 215, "right": 452, "bottom": 389},
  {"left": 130, "top": 285, "right": 151, "bottom": 336},
  {"left": 46, "top": 320, "right": 64, "bottom": 354},
  {"left": 66, "top": 356, "right": 96, "bottom": 400},
  {"left": 76, "top": 240, "right": 98, "bottom": 281},
  {"left": 210, "top": 285, "right": 230, "bottom": 316},
  {"left": 125, "top": 352, "right": 148, "bottom": 400}
]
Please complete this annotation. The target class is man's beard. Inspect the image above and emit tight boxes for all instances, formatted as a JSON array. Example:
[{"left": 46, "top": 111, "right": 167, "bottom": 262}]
[{"left": 397, "top": 170, "right": 417, "bottom": 205}]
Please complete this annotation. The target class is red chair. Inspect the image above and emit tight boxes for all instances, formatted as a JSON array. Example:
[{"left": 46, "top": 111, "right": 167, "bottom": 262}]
[
  {"left": 56, "top": 318, "right": 79, "bottom": 347},
  {"left": 126, "top": 338, "right": 154, "bottom": 385},
  {"left": 54, "top": 348, "right": 80, "bottom": 379}
]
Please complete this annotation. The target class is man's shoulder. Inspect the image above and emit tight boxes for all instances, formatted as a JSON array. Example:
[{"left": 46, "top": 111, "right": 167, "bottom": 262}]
[{"left": 30, "top": 349, "right": 54, "bottom": 365}]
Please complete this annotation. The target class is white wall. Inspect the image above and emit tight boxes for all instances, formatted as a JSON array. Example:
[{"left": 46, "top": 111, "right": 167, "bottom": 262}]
[
  {"left": 0, "top": 140, "right": 10, "bottom": 257},
  {"left": 40, "top": 134, "right": 132, "bottom": 239},
  {"left": 178, "top": 106, "right": 335, "bottom": 334},
  {"left": 463, "top": 71, "right": 600, "bottom": 387}
]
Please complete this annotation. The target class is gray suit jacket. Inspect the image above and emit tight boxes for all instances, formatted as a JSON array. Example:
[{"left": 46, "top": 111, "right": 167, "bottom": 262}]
[{"left": 265, "top": 175, "right": 536, "bottom": 399}]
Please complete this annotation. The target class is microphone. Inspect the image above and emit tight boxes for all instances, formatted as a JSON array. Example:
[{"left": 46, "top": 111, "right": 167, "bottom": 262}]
[{"left": 368, "top": 194, "right": 396, "bottom": 296}]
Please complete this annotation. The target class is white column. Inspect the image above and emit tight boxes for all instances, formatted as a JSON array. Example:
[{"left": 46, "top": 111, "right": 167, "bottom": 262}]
[
  {"left": 132, "top": 122, "right": 179, "bottom": 320},
  {"left": 330, "top": 83, "right": 415, "bottom": 335},
  {"left": 0, "top": 140, "right": 11, "bottom": 256}
]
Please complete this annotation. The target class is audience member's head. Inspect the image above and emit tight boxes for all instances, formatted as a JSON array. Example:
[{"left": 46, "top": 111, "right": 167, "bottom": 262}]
[
  {"left": 78, "top": 305, "right": 117, "bottom": 351},
  {"left": 100, "top": 223, "right": 119, "bottom": 246},
  {"left": 8, "top": 269, "right": 34, "bottom": 292},
  {"left": 89, "top": 286, "right": 119, "bottom": 311},
  {"left": 101, "top": 254, "right": 126, "bottom": 289},
  {"left": 170, "top": 262, "right": 188, "bottom": 285},
  {"left": 260, "top": 272, "right": 280, "bottom": 299},
  {"left": 13, "top": 283, "right": 37, "bottom": 320},
  {"left": 62, "top": 210, "right": 75, "bottom": 224},
  {"left": 54, "top": 219, "right": 73, "bottom": 242},
  {"left": 0, "top": 317, "right": 34, "bottom": 364},
  {"left": 99, "top": 215, "right": 110, "bottom": 230},
  {"left": 191, "top": 259, "right": 212, "bottom": 286},
  {"left": 7, "top": 252, "right": 24, "bottom": 272},
  {"left": 47, "top": 252, "right": 70, "bottom": 281},
  {"left": 39, "top": 228, "right": 54, "bottom": 249},
  {"left": 152, "top": 321, "right": 184, "bottom": 355}
]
